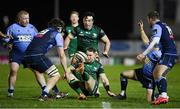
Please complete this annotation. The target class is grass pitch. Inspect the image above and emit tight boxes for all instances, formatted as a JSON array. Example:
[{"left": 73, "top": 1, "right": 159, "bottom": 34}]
[{"left": 0, "top": 63, "right": 180, "bottom": 108}]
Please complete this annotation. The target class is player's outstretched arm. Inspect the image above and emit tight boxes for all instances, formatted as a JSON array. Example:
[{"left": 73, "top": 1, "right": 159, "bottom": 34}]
[
  {"left": 100, "top": 73, "right": 116, "bottom": 97},
  {"left": 57, "top": 47, "right": 68, "bottom": 75},
  {"left": 138, "top": 20, "right": 149, "bottom": 45}
]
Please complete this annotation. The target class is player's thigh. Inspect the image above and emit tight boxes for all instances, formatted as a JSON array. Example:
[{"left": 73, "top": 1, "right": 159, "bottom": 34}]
[
  {"left": 85, "top": 76, "right": 97, "bottom": 93},
  {"left": 159, "top": 54, "right": 178, "bottom": 69},
  {"left": 32, "top": 69, "right": 45, "bottom": 79},
  {"left": 154, "top": 54, "right": 178, "bottom": 78},
  {"left": 24, "top": 55, "right": 53, "bottom": 73},
  {"left": 153, "top": 64, "right": 168, "bottom": 79},
  {"left": 9, "top": 52, "right": 23, "bottom": 72},
  {"left": 121, "top": 70, "right": 136, "bottom": 79}
]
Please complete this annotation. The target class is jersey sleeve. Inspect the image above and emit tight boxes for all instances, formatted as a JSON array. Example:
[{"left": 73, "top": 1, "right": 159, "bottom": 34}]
[
  {"left": 98, "top": 27, "right": 106, "bottom": 39},
  {"left": 4, "top": 26, "right": 13, "bottom": 42},
  {"left": 55, "top": 33, "right": 64, "bottom": 47},
  {"left": 32, "top": 25, "right": 38, "bottom": 35},
  {"left": 98, "top": 64, "right": 105, "bottom": 74},
  {"left": 65, "top": 26, "right": 72, "bottom": 34},
  {"left": 151, "top": 24, "right": 162, "bottom": 38}
]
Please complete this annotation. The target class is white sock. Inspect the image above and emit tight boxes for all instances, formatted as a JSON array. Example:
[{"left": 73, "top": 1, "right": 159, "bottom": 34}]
[
  {"left": 9, "top": 82, "right": 14, "bottom": 90},
  {"left": 44, "top": 87, "right": 50, "bottom": 93},
  {"left": 161, "top": 92, "right": 167, "bottom": 98},
  {"left": 120, "top": 90, "right": 125, "bottom": 96}
]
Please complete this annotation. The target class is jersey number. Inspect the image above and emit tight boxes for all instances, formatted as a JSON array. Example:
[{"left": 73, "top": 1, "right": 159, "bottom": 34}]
[{"left": 165, "top": 26, "right": 174, "bottom": 39}]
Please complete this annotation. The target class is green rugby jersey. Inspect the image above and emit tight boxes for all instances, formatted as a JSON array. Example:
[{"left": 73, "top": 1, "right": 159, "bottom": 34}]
[
  {"left": 73, "top": 60, "right": 104, "bottom": 82},
  {"left": 84, "top": 60, "right": 104, "bottom": 81},
  {"left": 72, "top": 25, "right": 106, "bottom": 53},
  {"left": 65, "top": 25, "right": 78, "bottom": 57}
]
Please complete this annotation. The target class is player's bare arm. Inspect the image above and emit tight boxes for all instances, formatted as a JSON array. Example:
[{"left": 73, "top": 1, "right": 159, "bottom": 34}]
[
  {"left": 101, "top": 35, "right": 111, "bottom": 58},
  {"left": 64, "top": 33, "right": 73, "bottom": 50},
  {"left": 138, "top": 20, "right": 149, "bottom": 44},
  {"left": 100, "top": 73, "right": 116, "bottom": 97},
  {"left": 57, "top": 47, "right": 68, "bottom": 76}
]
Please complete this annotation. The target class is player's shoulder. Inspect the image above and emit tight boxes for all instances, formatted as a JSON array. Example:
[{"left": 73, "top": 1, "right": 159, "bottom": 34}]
[
  {"left": 27, "top": 23, "right": 37, "bottom": 29},
  {"left": 76, "top": 24, "right": 83, "bottom": 29},
  {"left": 154, "top": 21, "right": 169, "bottom": 29},
  {"left": 152, "top": 23, "right": 162, "bottom": 32},
  {"left": 6, "top": 23, "right": 20, "bottom": 31},
  {"left": 93, "top": 25, "right": 105, "bottom": 34},
  {"left": 65, "top": 25, "right": 72, "bottom": 29},
  {"left": 72, "top": 25, "right": 82, "bottom": 33},
  {"left": 8, "top": 23, "right": 18, "bottom": 28},
  {"left": 153, "top": 23, "right": 161, "bottom": 28},
  {"left": 65, "top": 25, "right": 75, "bottom": 31},
  {"left": 93, "top": 25, "right": 101, "bottom": 30},
  {"left": 94, "top": 60, "right": 103, "bottom": 67}
]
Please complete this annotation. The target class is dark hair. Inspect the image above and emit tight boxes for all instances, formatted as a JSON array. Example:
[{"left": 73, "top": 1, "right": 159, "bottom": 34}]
[
  {"left": 147, "top": 11, "right": 160, "bottom": 19},
  {"left": 83, "top": 11, "right": 95, "bottom": 20},
  {"left": 48, "top": 18, "right": 65, "bottom": 28},
  {"left": 86, "top": 47, "right": 96, "bottom": 53}
]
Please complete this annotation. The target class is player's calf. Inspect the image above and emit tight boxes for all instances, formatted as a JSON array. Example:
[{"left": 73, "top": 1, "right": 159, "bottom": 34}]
[{"left": 39, "top": 65, "right": 60, "bottom": 101}]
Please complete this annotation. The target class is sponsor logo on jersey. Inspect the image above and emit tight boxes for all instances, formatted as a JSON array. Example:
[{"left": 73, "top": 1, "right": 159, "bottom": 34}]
[
  {"left": 17, "top": 35, "right": 32, "bottom": 41},
  {"left": 92, "top": 33, "right": 97, "bottom": 38}
]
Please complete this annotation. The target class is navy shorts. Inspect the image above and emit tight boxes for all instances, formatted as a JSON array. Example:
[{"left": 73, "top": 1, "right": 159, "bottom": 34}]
[
  {"left": 9, "top": 50, "right": 24, "bottom": 65},
  {"left": 23, "top": 54, "right": 53, "bottom": 73},
  {"left": 159, "top": 53, "right": 178, "bottom": 69},
  {"left": 135, "top": 68, "right": 154, "bottom": 89}
]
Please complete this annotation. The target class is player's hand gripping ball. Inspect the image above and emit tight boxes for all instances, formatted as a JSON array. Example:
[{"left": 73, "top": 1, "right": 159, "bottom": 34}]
[{"left": 71, "top": 51, "right": 88, "bottom": 70}]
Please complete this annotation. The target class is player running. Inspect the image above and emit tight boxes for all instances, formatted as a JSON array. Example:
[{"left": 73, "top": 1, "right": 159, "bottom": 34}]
[{"left": 64, "top": 11, "right": 111, "bottom": 59}]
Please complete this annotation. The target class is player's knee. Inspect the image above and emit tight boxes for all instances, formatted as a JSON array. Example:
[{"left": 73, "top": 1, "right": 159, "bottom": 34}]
[
  {"left": 9, "top": 70, "right": 18, "bottom": 76},
  {"left": 154, "top": 76, "right": 166, "bottom": 82},
  {"left": 46, "top": 65, "right": 60, "bottom": 78},
  {"left": 120, "top": 72, "right": 125, "bottom": 77},
  {"left": 55, "top": 72, "right": 61, "bottom": 78},
  {"left": 10, "top": 67, "right": 19, "bottom": 74}
]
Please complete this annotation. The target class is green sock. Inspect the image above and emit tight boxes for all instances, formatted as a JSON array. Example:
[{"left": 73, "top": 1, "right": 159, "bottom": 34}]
[{"left": 69, "top": 79, "right": 82, "bottom": 95}]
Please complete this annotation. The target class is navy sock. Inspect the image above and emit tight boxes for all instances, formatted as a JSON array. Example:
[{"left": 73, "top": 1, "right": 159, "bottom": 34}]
[
  {"left": 52, "top": 85, "right": 59, "bottom": 94},
  {"left": 69, "top": 79, "right": 82, "bottom": 95},
  {"left": 155, "top": 77, "right": 167, "bottom": 94},
  {"left": 41, "top": 86, "right": 46, "bottom": 90},
  {"left": 120, "top": 74, "right": 128, "bottom": 91},
  {"left": 41, "top": 91, "right": 48, "bottom": 97},
  {"left": 151, "top": 80, "right": 156, "bottom": 101},
  {"left": 159, "top": 77, "right": 167, "bottom": 93},
  {"left": 8, "top": 89, "right": 14, "bottom": 93}
]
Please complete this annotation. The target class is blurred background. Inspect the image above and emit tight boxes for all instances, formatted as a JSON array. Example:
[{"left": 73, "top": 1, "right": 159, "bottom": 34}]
[{"left": 0, "top": 0, "right": 179, "bottom": 65}]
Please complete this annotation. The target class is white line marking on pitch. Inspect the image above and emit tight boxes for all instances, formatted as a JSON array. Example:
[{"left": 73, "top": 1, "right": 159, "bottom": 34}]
[{"left": 102, "top": 101, "right": 111, "bottom": 109}]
